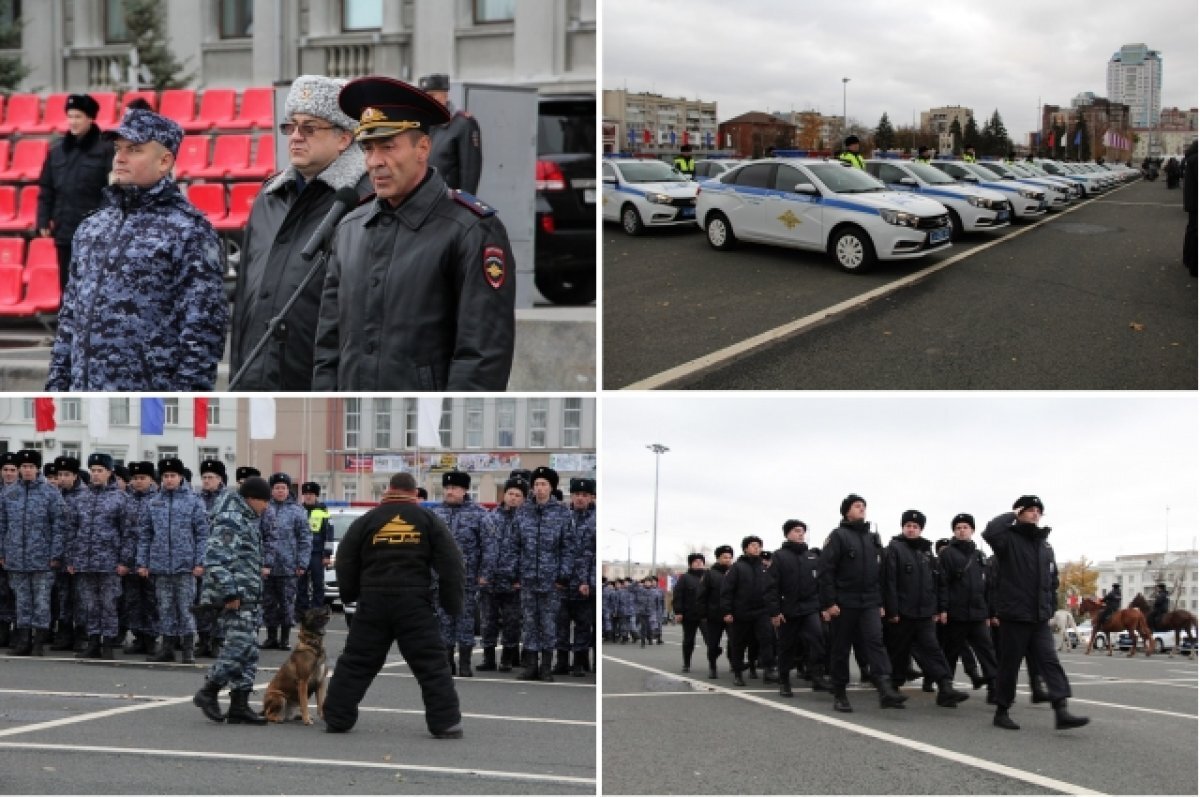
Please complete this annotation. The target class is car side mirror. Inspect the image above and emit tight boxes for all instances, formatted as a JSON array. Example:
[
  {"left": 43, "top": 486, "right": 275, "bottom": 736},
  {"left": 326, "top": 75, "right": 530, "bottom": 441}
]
[
  {"left": 794, "top": 183, "right": 819, "bottom": 195},
  {"left": 898, "top": 177, "right": 917, "bottom": 186},
  {"left": 602, "top": 175, "right": 617, "bottom": 185}
]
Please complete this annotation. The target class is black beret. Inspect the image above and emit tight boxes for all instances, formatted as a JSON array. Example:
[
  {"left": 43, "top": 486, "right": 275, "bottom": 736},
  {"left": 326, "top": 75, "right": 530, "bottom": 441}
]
[
  {"left": 901, "top": 509, "right": 926, "bottom": 529},
  {"left": 236, "top": 466, "right": 261, "bottom": 481},
  {"left": 301, "top": 482, "right": 321, "bottom": 495},
  {"left": 951, "top": 513, "right": 975, "bottom": 530},
  {"left": 503, "top": 477, "right": 529, "bottom": 496},
  {"left": 17, "top": 449, "right": 42, "bottom": 467},
  {"left": 531, "top": 466, "right": 559, "bottom": 490},
  {"left": 741, "top": 535, "right": 763, "bottom": 551},
  {"left": 158, "top": 457, "right": 186, "bottom": 476},
  {"left": 128, "top": 461, "right": 156, "bottom": 478},
  {"left": 199, "top": 459, "right": 226, "bottom": 478},
  {"left": 66, "top": 93, "right": 99, "bottom": 119},
  {"left": 442, "top": 470, "right": 470, "bottom": 489},
  {"left": 269, "top": 472, "right": 292, "bottom": 488},
  {"left": 714, "top": 544, "right": 734, "bottom": 558},
  {"left": 687, "top": 553, "right": 706, "bottom": 565},
  {"left": 87, "top": 453, "right": 115, "bottom": 472},
  {"left": 238, "top": 477, "right": 271, "bottom": 502},
  {"left": 1012, "top": 495, "right": 1044, "bottom": 512},
  {"left": 840, "top": 493, "right": 866, "bottom": 517},
  {"left": 569, "top": 477, "right": 596, "bottom": 494},
  {"left": 782, "top": 519, "right": 807, "bottom": 534}
]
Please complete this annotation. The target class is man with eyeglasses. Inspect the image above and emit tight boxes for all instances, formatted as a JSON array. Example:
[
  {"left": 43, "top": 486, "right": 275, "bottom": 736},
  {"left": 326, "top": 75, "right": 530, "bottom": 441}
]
[{"left": 230, "top": 75, "right": 371, "bottom": 391}]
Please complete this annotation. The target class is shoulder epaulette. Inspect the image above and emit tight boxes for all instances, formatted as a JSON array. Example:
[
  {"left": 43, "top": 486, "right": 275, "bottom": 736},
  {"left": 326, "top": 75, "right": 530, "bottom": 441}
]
[{"left": 449, "top": 189, "right": 495, "bottom": 217}]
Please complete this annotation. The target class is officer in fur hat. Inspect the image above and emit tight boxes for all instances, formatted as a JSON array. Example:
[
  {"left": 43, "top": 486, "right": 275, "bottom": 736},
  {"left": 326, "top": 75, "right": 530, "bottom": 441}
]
[
  {"left": 417, "top": 73, "right": 483, "bottom": 193},
  {"left": 432, "top": 470, "right": 496, "bottom": 677}
]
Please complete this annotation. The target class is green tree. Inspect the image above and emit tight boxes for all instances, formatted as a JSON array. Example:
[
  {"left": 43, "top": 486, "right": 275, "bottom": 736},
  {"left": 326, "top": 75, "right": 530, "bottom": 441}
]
[
  {"left": 0, "top": 0, "right": 31, "bottom": 92},
  {"left": 123, "top": 0, "right": 193, "bottom": 89},
  {"left": 948, "top": 117, "right": 963, "bottom": 155},
  {"left": 874, "top": 112, "right": 896, "bottom": 151},
  {"left": 962, "top": 114, "right": 980, "bottom": 153}
]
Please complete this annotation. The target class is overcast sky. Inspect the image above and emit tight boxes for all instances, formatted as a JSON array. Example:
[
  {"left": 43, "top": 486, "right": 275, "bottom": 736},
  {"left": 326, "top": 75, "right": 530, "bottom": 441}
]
[
  {"left": 602, "top": 0, "right": 1198, "bottom": 138},
  {"left": 599, "top": 396, "right": 1197, "bottom": 570}
]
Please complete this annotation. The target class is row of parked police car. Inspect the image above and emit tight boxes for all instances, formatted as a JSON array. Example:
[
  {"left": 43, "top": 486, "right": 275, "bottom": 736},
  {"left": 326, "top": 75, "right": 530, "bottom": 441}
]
[{"left": 601, "top": 152, "right": 1139, "bottom": 272}]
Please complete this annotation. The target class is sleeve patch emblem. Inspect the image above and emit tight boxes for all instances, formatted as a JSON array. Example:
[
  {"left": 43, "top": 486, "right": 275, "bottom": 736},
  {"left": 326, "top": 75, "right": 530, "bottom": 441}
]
[{"left": 483, "top": 246, "right": 506, "bottom": 289}]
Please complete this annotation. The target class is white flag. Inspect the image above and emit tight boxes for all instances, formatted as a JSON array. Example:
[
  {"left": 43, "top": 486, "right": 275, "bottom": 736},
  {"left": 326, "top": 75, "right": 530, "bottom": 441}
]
[
  {"left": 88, "top": 398, "right": 109, "bottom": 439},
  {"left": 417, "top": 398, "right": 442, "bottom": 448},
  {"left": 249, "top": 398, "right": 276, "bottom": 440}
]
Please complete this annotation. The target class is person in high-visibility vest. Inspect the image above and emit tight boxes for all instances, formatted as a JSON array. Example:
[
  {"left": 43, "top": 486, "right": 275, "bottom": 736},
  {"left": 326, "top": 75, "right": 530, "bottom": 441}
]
[
  {"left": 962, "top": 146, "right": 977, "bottom": 163},
  {"left": 838, "top": 135, "right": 865, "bottom": 170},
  {"left": 915, "top": 146, "right": 934, "bottom": 164},
  {"left": 296, "top": 482, "right": 333, "bottom": 615},
  {"left": 673, "top": 144, "right": 696, "bottom": 177}
]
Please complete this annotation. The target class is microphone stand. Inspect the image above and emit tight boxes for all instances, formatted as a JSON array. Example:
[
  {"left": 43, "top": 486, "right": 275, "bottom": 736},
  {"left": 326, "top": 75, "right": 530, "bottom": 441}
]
[{"left": 226, "top": 247, "right": 331, "bottom": 391}]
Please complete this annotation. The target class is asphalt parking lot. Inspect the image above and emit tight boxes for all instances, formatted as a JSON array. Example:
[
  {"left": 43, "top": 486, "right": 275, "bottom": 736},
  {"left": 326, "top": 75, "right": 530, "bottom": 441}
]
[
  {"left": 602, "top": 624, "right": 1197, "bottom": 795},
  {"left": 0, "top": 613, "right": 595, "bottom": 794},
  {"left": 603, "top": 178, "right": 1196, "bottom": 389}
]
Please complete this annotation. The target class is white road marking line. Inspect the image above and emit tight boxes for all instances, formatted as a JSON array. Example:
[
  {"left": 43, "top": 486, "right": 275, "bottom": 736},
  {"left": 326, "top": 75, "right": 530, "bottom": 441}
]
[
  {"left": 622, "top": 187, "right": 1126, "bottom": 390},
  {"left": 606, "top": 655, "right": 1105, "bottom": 795},
  {"left": 359, "top": 707, "right": 593, "bottom": 726},
  {"left": 0, "top": 696, "right": 193, "bottom": 738},
  {"left": 604, "top": 691, "right": 718, "bottom": 698},
  {"left": 373, "top": 671, "right": 595, "bottom": 688},
  {"left": 0, "top": 743, "right": 595, "bottom": 786},
  {"left": 1056, "top": 695, "right": 1195, "bottom": 720},
  {"left": 1066, "top": 677, "right": 1197, "bottom": 689},
  {"left": 1094, "top": 200, "right": 1181, "bottom": 206}
]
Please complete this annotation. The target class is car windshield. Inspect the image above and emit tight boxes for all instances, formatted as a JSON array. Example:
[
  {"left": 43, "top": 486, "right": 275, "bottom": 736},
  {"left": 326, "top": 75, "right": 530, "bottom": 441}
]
[
  {"left": 976, "top": 162, "right": 1013, "bottom": 177},
  {"left": 1007, "top": 164, "right": 1037, "bottom": 176},
  {"left": 537, "top": 100, "right": 596, "bottom": 155},
  {"left": 615, "top": 160, "right": 688, "bottom": 183},
  {"left": 807, "top": 163, "right": 887, "bottom": 193},
  {"left": 961, "top": 162, "right": 1000, "bottom": 181},
  {"left": 906, "top": 162, "right": 957, "bottom": 184},
  {"left": 1021, "top": 163, "right": 1051, "bottom": 176}
]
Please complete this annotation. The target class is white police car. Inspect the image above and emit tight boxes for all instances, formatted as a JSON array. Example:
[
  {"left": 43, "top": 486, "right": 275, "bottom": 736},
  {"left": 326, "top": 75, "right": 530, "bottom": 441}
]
[
  {"left": 929, "top": 161, "right": 1048, "bottom": 219},
  {"left": 601, "top": 157, "right": 699, "bottom": 235},
  {"left": 972, "top": 161, "right": 1073, "bottom": 209},
  {"left": 693, "top": 159, "right": 743, "bottom": 181},
  {"left": 696, "top": 158, "right": 952, "bottom": 272},
  {"left": 865, "top": 159, "right": 1010, "bottom": 239}
]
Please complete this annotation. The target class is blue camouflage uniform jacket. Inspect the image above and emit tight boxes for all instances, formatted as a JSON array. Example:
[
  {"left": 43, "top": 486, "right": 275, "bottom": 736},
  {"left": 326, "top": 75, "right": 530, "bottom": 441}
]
[
  {"left": 200, "top": 491, "right": 263, "bottom": 607},
  {"left": 569, "top": 506, "right": 596, "bottom": 597},
  {"left": 64, "top": 480, "right": 130, "bottom": 572},
  {"left": 46, "top": 176, "right": 227, "bottom": 391},
  {"left": 138, "top": 486, "right": 209, "bottom": 574},
  {"left": 262, "top": 497, "right": 311, "bottom": 575},
  {"left": 122, "top": 483, "right": 158, "bottom": 564},
  {"left": 602, "top": 584, "right": 618, "bottom": 618},
  {"left": 487, "top": 504, "right": 521, "bottom": 592},
  {"left": 0, "top": 475, "right": 67, "bottom": 572},
  {"left": 200, "top": 485, "right": 227, "bottom": 515},
  {"left": 634, "top": 584, "right": 657, "bottom": 616},
  {"left": 433, "top": 499, "right": 497, "bottom": 587},
  {"left": 514, "top": 497, "right": 573, "bottom": 593},
  {"left": 620, "top": 584, "right": 638, "bottom": 616}
]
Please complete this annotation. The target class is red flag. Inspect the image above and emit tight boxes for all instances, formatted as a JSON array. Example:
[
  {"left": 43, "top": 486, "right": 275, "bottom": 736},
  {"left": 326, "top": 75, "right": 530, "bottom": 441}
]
[
  {"left": 682, "top": 130, "right": 690, "bottom": 146},
  {"left": 643, "top": 128, "right": 652, "bottom": 144},
  {"left": 194, "top": 398, "right": 208, "bottom": 439},
  {"left": 33, "top": 398, "right": 55, "bottom": 432},
  {"left": 1047, "top": 130, "right": 1055, "bottom": 149}
]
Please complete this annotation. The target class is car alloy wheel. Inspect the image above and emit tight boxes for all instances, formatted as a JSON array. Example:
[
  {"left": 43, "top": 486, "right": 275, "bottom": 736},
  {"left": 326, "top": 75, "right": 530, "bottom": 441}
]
[{"left": 621, "top": 205, "right": 645, "bottom": 236}]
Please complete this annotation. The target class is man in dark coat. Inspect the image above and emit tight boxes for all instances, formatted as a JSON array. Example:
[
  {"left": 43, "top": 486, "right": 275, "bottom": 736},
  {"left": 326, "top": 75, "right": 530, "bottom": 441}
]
[
  {"left": 230, "top": 75, "right": 371, "bottom": 390},
  {"left": 937, "top": 513, "right": 999, "bottom": 702},
  {"left": 1183, "top": 140, "right": 1196, "bottom": 277},
  {"left": 1149, "top": 583, "right": 1170, "bottom": 630},
  {"left": 672, "top": 553, "right": 708, "bottom": 673},
  {"left": 720, "top": 535, "right": 776, "bottom": 686},
  {"left": 698, "top": 545, "right": 733, "bottom": 678},
  {"left": 766, "top": 520, "right": 833, "bottom": 696},
  {"left": 312, "top": 76, "right": 515, "bottom": 391},
  {"left": 418, "top": 73, "right": 483, "bottom": 194},
  {"left": 37, "top": 93, "right": 114, "bottom": 290}
]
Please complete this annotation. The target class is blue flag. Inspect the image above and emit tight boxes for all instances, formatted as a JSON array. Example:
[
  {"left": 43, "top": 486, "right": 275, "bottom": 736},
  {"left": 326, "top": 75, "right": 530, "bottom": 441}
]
[
  {"left": 140, "top": 398, "right": 165, "bottom": 435},
  {"left": 1074, "top": 129, "right": 1082, "bottom": 145}
]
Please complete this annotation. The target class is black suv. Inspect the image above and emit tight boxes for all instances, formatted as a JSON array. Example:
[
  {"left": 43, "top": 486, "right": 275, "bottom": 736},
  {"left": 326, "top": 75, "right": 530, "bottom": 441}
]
[{"left": 535, "top": 94, "right": 596, "bottom": 305}]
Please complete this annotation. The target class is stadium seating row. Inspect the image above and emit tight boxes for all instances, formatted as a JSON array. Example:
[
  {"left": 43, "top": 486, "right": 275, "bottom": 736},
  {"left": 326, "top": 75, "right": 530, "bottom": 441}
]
[
  {"left": 0, "top": 87, "right": 275, "bottom": 136},
  {"left": 0, "top": 237, "right": 61, "bottom": 314}
]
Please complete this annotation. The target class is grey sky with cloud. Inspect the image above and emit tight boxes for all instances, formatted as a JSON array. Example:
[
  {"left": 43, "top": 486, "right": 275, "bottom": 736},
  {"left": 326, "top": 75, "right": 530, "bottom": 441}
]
[
  {"left": 602, "top": 0, "right": 1198, "bottom": 139},
  {"left": 599, "top": 396, "right": 1197, "bottom": 571}
]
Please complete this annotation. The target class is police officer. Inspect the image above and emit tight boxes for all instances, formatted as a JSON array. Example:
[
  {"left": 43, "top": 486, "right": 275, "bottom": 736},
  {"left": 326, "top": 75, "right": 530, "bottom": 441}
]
[
  {"left": 481, "top": 476, "right": 525, "bottom": 672},
  {"left": 938, "top": 513, "right": 999, "bottom": 702},
  {"left": 261, "top": 473, "right": 310, "bottom": 651},
  {"left": 418, "top": 73, "right": 483, "bottom": 194},
  {"left": 698, "top": 545, "right": 734, "bottom": 678},
  {"left": 1098, "top": 582, "right": 1122, "bottom": 631},
  {"left": 915, "top": 146, "right": 934, "bottom": 164},
  {"left": 432, "top": 471, "right": 496, "bottom": 677},
  {"left": 1149, "top": 583, "right": 1170, "bottom": 630},
  {"left": 673, "top": 553, "right": 708, "bottom": 673},
  {"left": 555, "top": 477, "right": 595, "bottom": 676},
  {"left": 818, "top": 494, "right": 906, "bottom": 712},
  {"left": 195, "top": 459, "right": 229, "bottom": 658},
  {"left": 230, "top": 75, "right": 371, "bottom": 390},
  {"left": 0, "top": 451, "right": 66, "bottom": 656},
  {"left": 121, "top": 462, "right": 159, "bottom": 655},
  {"left": 601, "top": 578, "right": 617, "bottom": 643},
  {"left": 673, "top": 144, "right": 696, "bottom": 177},
  {"left": 194, "top": 477, "right": 272, "bottom": 726},
  {"left": 963, "top": 146, "right": 978, "bottom": 163},
  {"left": 721, "top": 535, "right": 776, "bottom": 686},
  {"left": 65, "top": 453, "right": 130, "bottom": 660},
  {"left": 139, "top": 458, "right": 209, "bottom": 664},
  {"left": 51, "top": 456, "right": 84, "bottom": 652},
  {"left": 312, "top": 76, "right": 516, "bottom": 390},
  {"left": 37, "top": 93, "right": 115, "bottom": 290},
  {"left": 616, "top": 576, "right": 636, "bottom": 643},
  {"left": 514, "top": 466, "right": 573, "bottom": 681},
  {"left": 296, "top": 482, "right": 333, "bottom": 616},
  {"left": 0, "top": 451, "right": 18, "bottom": 647},
  {"left": 235, "top": 466, "right": 261, "bottom": 485},
  {"left": 983, "top": 496, "right": 1088, "bottom": 730},
  {"left": 323, "top": 472, "right": 465, "bottom": 738},
  {"left": 46, "top": 108, "right": 226, "bottom": 391},
  {"left": 767, "top": 520, "right": 833, "bottom": 697},
  {"left": 838, "top": 135, "right": 866, "bottom": 170}
]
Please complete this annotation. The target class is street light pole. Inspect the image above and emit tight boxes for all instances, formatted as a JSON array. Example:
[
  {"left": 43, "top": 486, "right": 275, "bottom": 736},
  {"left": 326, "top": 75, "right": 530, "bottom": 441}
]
[
  {"left": 842, "top": 77, "right": 850, "bottom": 141},
  {"left": 646, "top": 443, "right": 669, "bottom": 578}
]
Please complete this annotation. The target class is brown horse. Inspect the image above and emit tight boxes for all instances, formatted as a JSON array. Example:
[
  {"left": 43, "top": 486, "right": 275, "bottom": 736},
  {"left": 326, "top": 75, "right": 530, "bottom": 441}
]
[
  {"left": 1079, "top": 597, "right": 1153, "bottom": 657},
  {"left": 1129, "top": 593, "right": 1198, "bottom": 659}
]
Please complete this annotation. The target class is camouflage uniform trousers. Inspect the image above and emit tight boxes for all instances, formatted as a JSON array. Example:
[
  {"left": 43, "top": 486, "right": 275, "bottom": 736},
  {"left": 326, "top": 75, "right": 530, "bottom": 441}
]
[
  {"left": 520, "top": 590, "right": 561, "bottom": 653},
  {"left": 479, "top": 588, "right": 521, "bottom": 648},
  {"left": 192, "top": 575, "right": 220, "bottom": 641},
  {"left": 154, "top": 573, "right": 197, "bottom": 637},
  {"left": 9, "top": 571, "right": 55, "bottom": 629},
  {"left": 557, "top": 595, "right": 593, "bottom": 652},
  {"left": 120, "top": 573, "right": 158, "bottom": 635},
  {"left": 51, "top": 571, "right": 80, "bottom": 629},
  {"left": 76, "top": 572, "right": 123, "bottom": 638},
  {"left": 0, "top": 567, "right": 15, "bottom": 623},
  {"left": 438, "top": 586, "right": 480, "bottom": 647},
  {"left": 262, "top": 575, "right": 297, "bottom": 629},
  {"left": 207, "top": 608, "right": 261, "bottom": 691}
]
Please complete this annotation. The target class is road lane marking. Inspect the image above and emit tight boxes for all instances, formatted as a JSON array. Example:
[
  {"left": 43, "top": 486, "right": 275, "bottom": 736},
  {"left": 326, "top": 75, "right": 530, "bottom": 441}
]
[
  {"left": 606, "top": 654, "right": 1105, "bottom": 795},
  {"left": 605, "top": 691, "right": 719, "bottom": 698},
  {"left": 360, "top": 707, "right": 594, "bottom": 726},
  {"left": 374, "top": 670, "right": 595, "bottom": 688},
  {"left": 0, "top": 696, "right": 193, "bottom": 738},
  {"left": 0, "top": 743, "right": 596, "bottom": 787},
  {"left": 622, "top": 185, "right": 1132, "bottom": 389},
  {"left": 1058, "top": 695, "right": 1195, "bottom": 719}
]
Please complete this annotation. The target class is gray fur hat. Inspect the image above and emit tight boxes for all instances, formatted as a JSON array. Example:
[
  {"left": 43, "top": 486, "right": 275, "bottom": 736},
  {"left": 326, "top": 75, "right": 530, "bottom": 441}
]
[{"left": 285, "top": 75, "right": 357, "bottom": 132}]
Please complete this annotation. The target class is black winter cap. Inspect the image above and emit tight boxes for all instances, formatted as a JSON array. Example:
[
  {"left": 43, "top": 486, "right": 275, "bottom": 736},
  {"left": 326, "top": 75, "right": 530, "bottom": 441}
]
[
  {"left": 714, "top": 545, "right": 734, "bottom": 558},
  {"left": 840, "top": 494, "right": 866, "bottom": 518},
  {"left": 1012, "top": 495, "right": 1044, "bottom": 512},
  {"left": 951, "top": 513, "right": 975, "bottom": 530},
  {"left": 239, "top": 477, "right": 271, "bottom": 502},
  {"left": 442, "top": 470, "right": 470, "bottom": 489},
  {"left": 901, "top": 509, "right": 926, "bottom": 529},
  {"left": 782, "top": 519, "right": 807, "bottom": 535}
]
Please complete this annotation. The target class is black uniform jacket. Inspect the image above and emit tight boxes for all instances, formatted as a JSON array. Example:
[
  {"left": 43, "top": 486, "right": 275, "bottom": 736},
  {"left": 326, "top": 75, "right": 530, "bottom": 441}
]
[
  {"left": 881, "top": 535, "right": 938, "bottom": 620},
  {"left": 672, "top": 569, "right": 706, "bottom": 622},
  {"left": 720, "top": 554, "right": 769, "bottom": 619},
  {"left": 697, "top": 563, "right": 729, "bottom": 624},
  {"left": 981, "top": 512, "right": 1058, "bottom": 623},
  {"left": 37, "top": 125, "right": 114, "bottom": 246},
  {"left": 429, "top": 111, "right": 483, "bottom": 193},
  {"left": 765, "top": 541, "right": 822, "bottom": 618},
  {"left": 818, "top": 520, "right": 884, "bottom": 610},
  {"left": 937, "top": 538, "right": 990, "bottom": 622}
]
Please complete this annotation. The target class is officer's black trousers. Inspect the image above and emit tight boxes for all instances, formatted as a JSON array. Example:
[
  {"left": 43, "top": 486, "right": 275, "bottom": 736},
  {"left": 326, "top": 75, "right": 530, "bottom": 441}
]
[
  {"left": 324, "top": 592, "right": 460, "bottom": 734},
  {"left": 995, "top": 620, "right": 1071, "bottom": 709},
  {"left": 728, "top": 615, "right": 775, "bottom": 673},
  {"left": 777, "top": 612, "right": 825, "bottom": 677},
  {"left": 942, "top": 620, "right": 997, "bottom": 681},
  {"left": 680, "top": 618, "right": 706, "bottom": 666},
  {"left": 884, "top": 617, "right": 951, "bottom": 683},
  {"left": 704, "top": 619, "right": 728, "bottom": 667},
  {"left": 829, "top": 606, "right": 892, "bottom": 689}
]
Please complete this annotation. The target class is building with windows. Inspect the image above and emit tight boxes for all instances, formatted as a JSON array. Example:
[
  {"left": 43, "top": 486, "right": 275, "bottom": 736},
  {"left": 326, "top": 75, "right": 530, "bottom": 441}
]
[
  {"left": 716, "top": 111, "right": 796, "bottom": 159},
  {"left": 234, "top": 397, "right": 595, "bottom": 504},
  {"left": 6, "top": 0, "right": 594, "bottom": 94},
  {"left": 1095, "top": 549, "right": 1198, "bottom": 612},
  {"left": 602, "top": 89, "right": 718, "bottom": 155},
  {"left": 1106, "top": 43, "right": 1162, "bottom": 130}
]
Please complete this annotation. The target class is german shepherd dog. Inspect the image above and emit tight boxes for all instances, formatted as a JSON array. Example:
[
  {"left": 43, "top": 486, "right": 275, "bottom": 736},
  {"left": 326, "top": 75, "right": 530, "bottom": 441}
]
[{"left": 261, "top": 606, "right": 331, "bottom": 725}]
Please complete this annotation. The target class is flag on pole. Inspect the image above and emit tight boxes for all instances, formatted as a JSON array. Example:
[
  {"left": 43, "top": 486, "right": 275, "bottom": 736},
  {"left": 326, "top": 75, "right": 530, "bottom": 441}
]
[
  {"left": 1047, "top": 130, "right": 1055, "bottom": 148},
  {"left": 33, "top": 398, "right": 55, "bottom": 432},
  {"left": 140, "top": 398, "right": 165, "bottom": 435},
  {"left": 417, "top": 399, "right": 442, "bottom": 448},
  {"left": 194, "top": 398, "right": 208, "bottom": 439},
  {"left": 643, "top": 128, "right": 651, "bottom": 144},
  {"left": 88, "top": 399, "right": 109, "bottom": 439},
  {"left": 1073, "top": 129, "right": 1081, "bottom": 145},
  {"left": 249, "top": 398, "right": 276, "bottom": 440}
]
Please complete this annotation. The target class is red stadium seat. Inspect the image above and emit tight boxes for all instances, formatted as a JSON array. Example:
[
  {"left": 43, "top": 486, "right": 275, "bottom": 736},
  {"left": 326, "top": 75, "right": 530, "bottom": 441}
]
[
  {"left": 90, "top": 92, "right": 119, "bottom": 130},
  {"left": 221, "top": 182, "right": 261, "bottom": 229},
  {"left": 186, "top": 89, "right": 237, "bottom": 132},
  {"left": 173, "top": 135, "right": 211, "bottom": 180},
  {"left": 159, "top": 89, "right": 197, "bottom": 127},
  {"left": 0, "top": 142, "right": 10, "bottom": 177},
  {"left": 187, "top": 183, "right": 227, "bottom": 226},
  {"left": 25, "top": 236, "right": 58, "bottom": 270},
  {"left": 0, "top": 237, "right": 25, "bottom": 268},
  {"left": 0, "top": 94, "right": 41, "bottom": 135},
  {"left": 119, "top": 90, "right": 158, "bottom": 115},
  {"left": 0, "top": 139, "right": 50, "bottom": 181},
  {"left": 0, "top": 186, "right": 15, "bottom": 223},
  {"left": 0, "top": 95, "right": 5, "bottom": 127},
  {"left": 222, "top": 87, "right": 274, "bottom": 130},
  {"left": 0, "top": 262, "right": 22, "bottom": 306},
  {"left": 27, "top": 93, "right": 68, "bottom": 135},
  {"left": 0, "top": 187, "right": 39, "bottom": 232},
  {"left": 228, "top": 134, "right": 276, "bottom": 179},
  {"left": 191, "top": 135, "right": 250, "bottom": 179},
  {"left": 0, "top": 264, "right": 62, "bottom": 314}
]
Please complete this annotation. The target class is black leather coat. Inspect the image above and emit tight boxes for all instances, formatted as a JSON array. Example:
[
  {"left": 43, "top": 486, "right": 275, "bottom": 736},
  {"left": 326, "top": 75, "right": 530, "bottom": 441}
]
[{"left": 37, "top": 125, "right": 114, "bottom": 246}]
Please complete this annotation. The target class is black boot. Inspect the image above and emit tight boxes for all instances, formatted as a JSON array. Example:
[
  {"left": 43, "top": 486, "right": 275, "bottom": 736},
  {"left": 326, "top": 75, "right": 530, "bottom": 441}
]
[
  {"left": 993, "top": 707, "right": 1020, "bottom": 730},
  {"left": 809, "top": 662, "right": 834, "bottom": 692},
  {"left": 967, "top": 666, "right": 988, "bottom": 690},
  {"left": 458, "top": 645, "right": 473, "bottom": 677},
  {"left": 1052, "top": 699, "right": 1089, "bottom": 730},
  {"left": 833, "top": 689, "right": 853, "bottom": 713},
  {"left": 748, "top": 663, "right": 758, "bottom": 680},
  {"left": 76, "top": 634, "right": 102, "bottom": 659},
  {"left": 446, "top": 646, "right": 457, "bottom": 676},
  {"left": 640, "top": 636, "right": 646, "bottom": 648},
  {"left": 180, "top": 634, "right": 196, "bottom": 664},
  {"left": 539, "top": 650, "right": 555, "bottom": 682},
  {"left": 31, "top": 628, "right": 47, "bottom": 657},
  {"left": 477, "top": 647, "right": 497, "bottom": 672},
  {"left": 226, "top": 689, "right": 266, "bottom": 725},
  {"left": 708, "top": 662, "right": 718, "bottom": 679},
  {"left": 517, "top": 650, "right": 541, "bottom": 681},
  {"left": 876, "top": 677, "right": 908, "bottom": 708},
  {"left": 148, "top": 635, "right": 177, "bottom": 662},
  {"left": 49, "top": 622, "right": 73, "bottom": 651},
  {"left": 985, "top": 680, "right": 998, "bottom": 705},
  {"left": 1030, "top": 675, "right": 1051, "bottom": 704},
  {"left": 10, "top": 627, "right": 31, "bottom": 656},
  {"left": 193, "top": 680, "right": 226, "bottom": 723},
  {"left": 278, "top": 626, "right": 292, "bottom": 651},
  {"left": 195, "top": 633, "right": 210, "bottom": 658},
  {"left": 779, "top": 672, "right": 794, "bottom": 697},
  {"left": 0, "top": 621, "right": 10, "bottom": 648},
  {"left": 552, "top": 649, "right": 569, "bottom": 675},
  {"left": 123, "top": 632, "right": 149, "bottom": 655},
  {"left": 260, "top": 627, "right": 280, "bottom": 650},
  {"left": 732, "top": 670, "right": 746, "bottom": 687},
  {"left": 921, "top": 676, "right": 935, "bottom": 693},
  {"left": 936, "top": 678, "right": 970, "bottom": 707},
  {"left": 571, "top": 650, "right": 587, "bottom": 677},
  {"left": 74, "top": 625, "right": 88, "bottom": 652},
  {"left": 499, "top": 646, "right": 517, "bottom": 673},
  {"left": 99, "top": 636, "right": 114, "bottom": 660}
]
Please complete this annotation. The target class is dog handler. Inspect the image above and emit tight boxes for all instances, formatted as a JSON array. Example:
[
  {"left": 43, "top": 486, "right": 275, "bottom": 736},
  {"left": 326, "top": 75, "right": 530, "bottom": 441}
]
[{"left": 323, "top": 472, "right": 465, "bottom": 738}]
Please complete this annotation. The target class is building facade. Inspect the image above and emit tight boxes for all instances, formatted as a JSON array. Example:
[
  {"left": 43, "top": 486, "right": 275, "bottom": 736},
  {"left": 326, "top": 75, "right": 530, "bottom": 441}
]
[
  {"left": 716, "top": 111, "right": 796, "bottom": 159},
  {"left": 1106, "top": 43, "right": 1162, "bottom": 130},
  {"left": 1041, "top": 98, "right": 1133, "bottom": 160},
  {"left": 1094, "top": 549, "right": 1198, "bottom": 612},
  {"left": 601, "top": 89, "right": 718, "bottom": 155}
]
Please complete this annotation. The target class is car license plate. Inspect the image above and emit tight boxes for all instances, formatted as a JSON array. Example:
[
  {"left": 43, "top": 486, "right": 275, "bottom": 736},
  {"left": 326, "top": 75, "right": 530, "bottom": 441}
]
[
  {"left": 1038, "top": 200, "right": 1047, "bottom": 210},
  {"left": 583, "top": 189, "right": 595, "bottom": 204},
  {"left": 929, "top": 227, "right": 949, "bottom": 245},
  {"left": 996, "top": 210, "right": 1009, "bottom": 222},
  {"left": 680, "top": 207, "right": 695, "bottom": 220}
]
